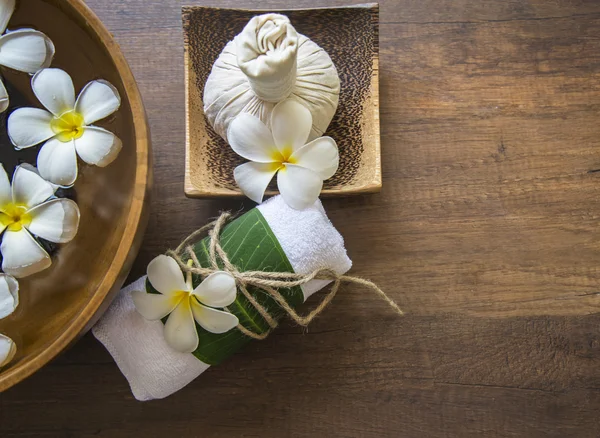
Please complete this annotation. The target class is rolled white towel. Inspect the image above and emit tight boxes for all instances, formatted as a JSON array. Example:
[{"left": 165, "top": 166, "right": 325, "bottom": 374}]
[{"left": 92, "top": 196, "right": 352, "bottom": 401}]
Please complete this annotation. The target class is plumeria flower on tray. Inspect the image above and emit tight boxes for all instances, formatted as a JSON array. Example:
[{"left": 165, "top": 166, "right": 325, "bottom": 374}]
[
  {"left": 0, "top": 164, "right": 80, "bottom": 278},
  {"left": 0, "top": 0, "right": 55, "bottom": 113},
  {"left": 228, "top": 99, "right": 339, "bottom": 210},
  {"left": 133, "top": 255, "right": 239, "bottom": 353},
  {"left": 0, "top": 273, "right": 18, "bottom": 367},
  {"left": 7, "top": 68, "right": 122, "bottom": 187}
]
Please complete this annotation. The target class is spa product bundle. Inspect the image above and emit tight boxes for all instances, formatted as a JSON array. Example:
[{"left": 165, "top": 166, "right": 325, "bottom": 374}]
[{"left": 94, "top": 12, "right": 399, "bottom": 401}]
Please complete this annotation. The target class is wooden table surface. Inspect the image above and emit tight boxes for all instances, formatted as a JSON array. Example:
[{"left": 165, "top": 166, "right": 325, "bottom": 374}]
[{"left": 4, "top": 0, "right": 600, "bottom": 436}]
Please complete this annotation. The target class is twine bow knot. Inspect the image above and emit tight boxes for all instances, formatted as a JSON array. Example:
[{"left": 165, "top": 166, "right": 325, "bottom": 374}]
[{"left": 167, "top": 212, "right": 403, "bottom": 340}]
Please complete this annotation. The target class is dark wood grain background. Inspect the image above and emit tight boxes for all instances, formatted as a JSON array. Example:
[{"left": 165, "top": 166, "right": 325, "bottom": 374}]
[{"left": 3, "top": 0, "right": 600, "bottom": 436}]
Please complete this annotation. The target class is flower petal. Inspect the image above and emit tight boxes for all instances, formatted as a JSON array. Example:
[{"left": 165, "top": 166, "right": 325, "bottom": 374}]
[
  {"left": 74, "top": 126, "right": 122, "bottom": 167},
  {"left": 290, "top": 136, "right": 339, "bottom": 180},
  {"left": 234, "top": 161, "right": 278, "bottom": 204},
  {"left": 192, "top": 271, "right": 237, "bottom": 308},
  {"left": 11, "top": 164, "right": 55, "bottom": 208},
  {"left": 0, "top": 29, "right": 54, "bottom": 73},
  {"left": 228, "top": 113, "right": 277, "bottom": 162},
  {"left": 0, "top": 333, "right": 16, "bottom": 367},
  {"left": 31, "top": 68, "right": 75, "bottom": 116},
  {"left": 0, "top": 77, "right": 8, "bottom": 113},
  {"left": 7, "top": 107, "right": 55, "bottom": 149},
  {"left": 0, "top": 163, "right": 11, "bottom": 207},
  {"left": 191, "top": 301, "right": 239, "bottom": 334},
  {"left": 271, "top": 99, "right": 312, "bottom": 152},
  {"left": 26, "top": 198, "right": 80, "bottom": 243},
  {"left": 37, "top": 138, "right": 78, "bottom": 187},
  {"left": 277, "top": 164, "right": 323, "bottom": 210},
  {"left": 1, "top": 228, "right": 51, "bottom": 278},
  {"left": 132, "top": 289, "right": 180, "bottom": 321},
  {"left": 0, "top": 0, "right": 15, "bottom": 35},
  {"left": 0, "top": 274, "right": 18, "bottom": 319},
  {"left": 147, "top": 255, "right": 188, "bottom": 296},
  {"left": 163, "top": 300, "right": 198, "bottom": 353},
  {"left": 75, "top": 80, "right": 121, "bottom": 125}
]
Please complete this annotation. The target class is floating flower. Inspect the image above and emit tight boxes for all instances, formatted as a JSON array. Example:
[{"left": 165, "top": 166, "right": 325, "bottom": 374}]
[
  {"left": 0, "top": 0, "right": 55, "bottom": 112},
  {"left": 0, "top": 164, "right": 80, "bottom": 278},
  {"left": 0, "top": 273, "right": 18, "bottom": 368},
  {"left": 0, "top": 273, "right": 17, "bottom": 319},
  {"left": 133, "top": 255, "right": 239, "bottom": 353},
  {"left": 0, "top": 333, "right": 15, "bottom": 367},
  {"left": 7, "top": 68, "right": 122, "bottom": 187},
  {"left": 228, "top": 99, "right": 339, "bottom": 210}
]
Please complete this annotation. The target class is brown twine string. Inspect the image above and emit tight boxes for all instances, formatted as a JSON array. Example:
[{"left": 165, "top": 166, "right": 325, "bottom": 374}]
[{"left": 166, "top": 212, "right": 403, "bottom": 340}]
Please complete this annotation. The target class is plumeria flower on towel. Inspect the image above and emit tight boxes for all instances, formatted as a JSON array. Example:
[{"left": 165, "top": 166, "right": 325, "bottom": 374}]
[
  {"left": 7, "top": 68, "right": 122, "bottom": 187},
  {"left": 0, "top": 273, "right": 18, "bottom": 367},
  {"left": 228, "top": 99, "right": 339, "bottom": 210},
  {"left": 132, "top": 255, "right": 239, "bottom": 353},
  {"left": 0, "top": 164, "right": 80, "bottom": 278},
  {"left": 0, "top": 0, "right": 55, "bottom": 113}
]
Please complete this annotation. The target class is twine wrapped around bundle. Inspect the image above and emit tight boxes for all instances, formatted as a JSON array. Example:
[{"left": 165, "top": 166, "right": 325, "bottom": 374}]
[{"left": 167, "top": 212, "right": 403, "bottom": 340}]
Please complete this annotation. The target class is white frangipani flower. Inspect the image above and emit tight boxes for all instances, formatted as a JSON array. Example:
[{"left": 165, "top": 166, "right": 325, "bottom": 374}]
[
  {"left": 0, "top": 0, "right": 55, "bottom": 113},
  {"left": 0, "top": 333, "right": 16, "bottom": 367},
  {"left": 0, "top": 164, "right": 80, "bottom": 278},
  {"left": 228, "top": 99, "right": 339, "bottom": 210},
  {"left": 0, "top": 273, "right": 18, "bottom": 319},
  {"left": 7, "top": 68, "right": 122, "bottom": 187},
  {"left": 132, "top": 255, "right": 239, "bottom": 353},
  {"left": 0, "top": 273, "right": 18, "bottom": 368}
]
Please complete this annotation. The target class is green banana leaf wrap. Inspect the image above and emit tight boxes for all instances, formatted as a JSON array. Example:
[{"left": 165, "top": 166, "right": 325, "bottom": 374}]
[
  {"left": 146, "top": 208, "right": 304, "bottom": 366},
  {"left": 92, "top": 195, "right": 405, "bottom": 401}
]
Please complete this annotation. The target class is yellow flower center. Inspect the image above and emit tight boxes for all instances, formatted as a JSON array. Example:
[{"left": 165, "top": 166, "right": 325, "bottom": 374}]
[
  {"left": 0, "top": 203, "right": 32, "bottom": 232},
  {"left": 170, "top": 289, "right": 198, "bottom": 313},
  {"left": 270, "top": 145, "right": 296, "bottom": 171},
  {"left": 50, "top": 110, "right": 85, "bottom": 142},
  {"left": 170, "top": 290, "right": 190, "bottom": 305}
]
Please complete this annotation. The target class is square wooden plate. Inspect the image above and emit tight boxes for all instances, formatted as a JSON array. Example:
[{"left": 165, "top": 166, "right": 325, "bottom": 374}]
[{"left": 182, "top": 3, "right": 380, "bottom": 198}]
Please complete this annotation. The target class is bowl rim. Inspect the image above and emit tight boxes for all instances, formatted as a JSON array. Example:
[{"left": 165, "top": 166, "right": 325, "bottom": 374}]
[{"left": 0, "top": 0, "right": 151, "bottom": 391}]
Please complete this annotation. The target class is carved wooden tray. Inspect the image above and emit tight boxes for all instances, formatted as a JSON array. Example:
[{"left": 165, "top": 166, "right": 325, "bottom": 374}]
[{"left": 182, "top": 4, "right": 380, "bottom": 198}]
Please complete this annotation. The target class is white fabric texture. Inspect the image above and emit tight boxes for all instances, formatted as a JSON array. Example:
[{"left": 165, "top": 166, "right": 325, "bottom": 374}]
[
  {"left": 93, "top": 196, "right": 351, "bottom": 401},
  {"left": 93, "top": 277, "right": 209, "bottom": 401},
  {"left": 257, "top": 195, "right": 351, "bottom": 299},
  {"left": 236, "top": 13, "right": 298, "bottom": 103},
  {"left": 203, "top": 13, "right": 340, "bottom": 142}
]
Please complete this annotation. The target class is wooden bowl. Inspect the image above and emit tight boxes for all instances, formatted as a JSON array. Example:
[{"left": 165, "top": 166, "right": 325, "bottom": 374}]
[
  {"left": 183, "top": 4, "right": 380, "bottom": 198},
  {"left": 0, "top": 0, "right": 151, "bottom": 391}
]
